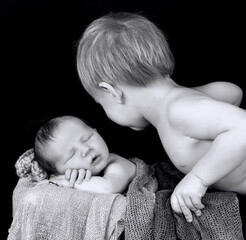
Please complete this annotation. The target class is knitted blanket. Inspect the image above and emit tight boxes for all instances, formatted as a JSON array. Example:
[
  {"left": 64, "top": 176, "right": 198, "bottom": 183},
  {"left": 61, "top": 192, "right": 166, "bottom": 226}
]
[
  {"left": 125, "top": 158, "right": 244, "bottom": 240},
  {"left": 8, "top": 178, "right": 126, "bottom": 240},
  {"left": 8, "top": 154, "right": 244, "bottom": 240}
]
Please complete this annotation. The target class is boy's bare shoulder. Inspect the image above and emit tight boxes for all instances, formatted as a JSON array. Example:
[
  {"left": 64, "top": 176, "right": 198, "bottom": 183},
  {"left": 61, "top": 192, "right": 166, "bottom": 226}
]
[
  {"left": 167, "top": 87, "right": 210, "bottom": 110},
  {"left": 166, "top": 87, "right": 213, "bottom": 127},
  {"left": 166, "top": 86, "right": 246, "bottom": 134}
]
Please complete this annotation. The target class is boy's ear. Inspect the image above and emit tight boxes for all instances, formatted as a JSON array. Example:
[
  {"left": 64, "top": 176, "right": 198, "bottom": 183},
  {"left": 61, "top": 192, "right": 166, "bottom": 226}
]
[{"left": 98, "top": 82, "right": 123, "bottom": 103}]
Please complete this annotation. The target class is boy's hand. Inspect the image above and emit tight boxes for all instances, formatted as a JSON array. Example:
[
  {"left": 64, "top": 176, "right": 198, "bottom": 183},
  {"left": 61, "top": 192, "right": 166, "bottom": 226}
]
[
  {"left": 65, "top": 168, "right": 92, "bottom": 187},
  {"left": 170, "top": 172, "right": 207, "bottom": 222}
]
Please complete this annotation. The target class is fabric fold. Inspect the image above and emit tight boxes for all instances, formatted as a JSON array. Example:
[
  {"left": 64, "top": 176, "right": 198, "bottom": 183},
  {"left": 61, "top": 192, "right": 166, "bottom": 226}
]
[
  {"left": 8, "top": 178, "right": 126, "bottom": 240},
  {"left": 124, "top": 158, "right": 244, "bottom": 240},
  {"left": 8, "top": 150, "right": 244, "bottom": 240}
]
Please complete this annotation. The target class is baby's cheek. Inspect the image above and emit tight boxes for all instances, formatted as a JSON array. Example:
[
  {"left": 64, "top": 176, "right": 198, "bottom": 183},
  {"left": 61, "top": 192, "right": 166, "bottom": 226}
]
[{"left": 55, "top": 164, "right": 66, "bottom": 175}]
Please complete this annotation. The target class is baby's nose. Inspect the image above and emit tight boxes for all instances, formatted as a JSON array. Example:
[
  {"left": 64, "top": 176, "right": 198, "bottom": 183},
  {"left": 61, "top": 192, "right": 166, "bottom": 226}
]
[{"left": 80, "top": 145, "right": 91, "bottom": 157}]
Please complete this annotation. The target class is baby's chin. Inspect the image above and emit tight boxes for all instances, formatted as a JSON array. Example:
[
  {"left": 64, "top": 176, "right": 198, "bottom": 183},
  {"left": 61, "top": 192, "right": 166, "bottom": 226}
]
[{"left": 91, "top": 162, "right": 107, "bottom": 176}]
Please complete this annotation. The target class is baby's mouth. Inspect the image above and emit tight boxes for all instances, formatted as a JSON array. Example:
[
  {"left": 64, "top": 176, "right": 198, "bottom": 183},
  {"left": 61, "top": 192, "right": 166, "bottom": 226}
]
[{"left": 91, "top": 155, "right": 99, "bottom": 165}]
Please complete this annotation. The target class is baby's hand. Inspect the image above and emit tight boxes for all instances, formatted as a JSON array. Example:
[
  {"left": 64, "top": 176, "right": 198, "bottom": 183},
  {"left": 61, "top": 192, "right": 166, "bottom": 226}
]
[
  {"left": 65, "top": 168, "right": 92, "bottom": 188},
  {"left": 170, "top": 172, "right": 208, "bottom": 222},
  {"left": 49, "top": 175, "right": 70, "bottom": 187}
]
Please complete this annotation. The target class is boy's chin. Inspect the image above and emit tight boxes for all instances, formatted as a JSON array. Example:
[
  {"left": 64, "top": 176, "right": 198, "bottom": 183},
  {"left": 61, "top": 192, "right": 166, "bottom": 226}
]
[{"left": 130, "top": 126, "right": 146, "bottom": 131}]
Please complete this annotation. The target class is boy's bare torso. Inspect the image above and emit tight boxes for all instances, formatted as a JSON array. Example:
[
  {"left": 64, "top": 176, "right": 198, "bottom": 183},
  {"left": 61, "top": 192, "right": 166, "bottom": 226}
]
[{"left": 157, "top": 87, "right": 246, "bottom": 194}]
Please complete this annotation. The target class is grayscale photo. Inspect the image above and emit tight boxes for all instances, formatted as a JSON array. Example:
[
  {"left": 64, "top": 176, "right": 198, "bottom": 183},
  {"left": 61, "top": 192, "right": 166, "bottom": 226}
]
[{"left": 3, "top": 0, "right": 245, "bottom": 239}]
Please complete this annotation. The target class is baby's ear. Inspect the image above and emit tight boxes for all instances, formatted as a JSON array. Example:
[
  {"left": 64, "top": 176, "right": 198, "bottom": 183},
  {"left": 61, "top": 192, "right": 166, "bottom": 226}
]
[{"left": 98, "top": 82, "right": 123, "bottom": 103}]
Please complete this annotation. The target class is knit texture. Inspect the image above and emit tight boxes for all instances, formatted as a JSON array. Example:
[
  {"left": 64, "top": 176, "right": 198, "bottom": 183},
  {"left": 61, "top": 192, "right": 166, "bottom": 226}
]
[
  {"left": 15, "top": 148, "right": 48, "bottom": 182},
  {"left": 124, "top": 158, "right": 244, "bottom": 240},
  {"left": 8, "top": 178, "right": 126, "bottom": 240},
  {"left": 8, "top": 150, "right": 244, "bottom": 240}
]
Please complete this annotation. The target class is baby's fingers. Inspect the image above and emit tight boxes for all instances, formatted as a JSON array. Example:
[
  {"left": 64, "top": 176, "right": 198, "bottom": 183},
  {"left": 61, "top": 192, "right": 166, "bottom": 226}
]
[
  {"left": 65, "top": 169, "right": 72, "bottom": 180},
  {"left": 76, "top": 169, "right": 86, "bottom": 184},
  {"left": 69, "top": 169, "right": 79, "bottom": 187},
  {"left": 85, "top": 170, "right": 92, "bottom": 181}
]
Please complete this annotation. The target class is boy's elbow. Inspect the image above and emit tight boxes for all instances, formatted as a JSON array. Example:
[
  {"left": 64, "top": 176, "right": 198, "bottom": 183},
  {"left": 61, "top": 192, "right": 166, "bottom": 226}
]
[
  {"left": 238, "top": 87, "right": 243, "bottom": 105},
  {"left": 234, "top": 125, "right": 246, "bottom": 149},
  {"left": 234, "top": 84, "right": 243, "bottom": 106}
]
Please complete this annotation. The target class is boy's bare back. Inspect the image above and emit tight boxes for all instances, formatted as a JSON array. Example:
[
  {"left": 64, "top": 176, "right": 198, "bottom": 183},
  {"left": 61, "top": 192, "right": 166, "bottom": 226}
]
[
  {"left": 156, "top": 83, "right": 246, "bottom": 194},
  {"left": 76, "top": 12, "right": 246, "bottom": 222}
]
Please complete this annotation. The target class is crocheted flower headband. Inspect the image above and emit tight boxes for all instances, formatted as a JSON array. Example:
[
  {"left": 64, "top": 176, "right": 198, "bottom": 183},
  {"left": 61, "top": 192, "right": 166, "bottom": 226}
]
[{"left": 15, "top": 148, "right": 48, "bottom": 182}]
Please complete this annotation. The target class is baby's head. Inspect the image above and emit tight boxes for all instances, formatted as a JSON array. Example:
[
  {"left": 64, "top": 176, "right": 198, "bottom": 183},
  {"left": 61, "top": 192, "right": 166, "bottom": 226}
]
[
  {"left": 16, "top": 115, "right": 110, "bottom": 181},
  {"left": 76, "top": 12, "right": 175, "bottom": 92}
]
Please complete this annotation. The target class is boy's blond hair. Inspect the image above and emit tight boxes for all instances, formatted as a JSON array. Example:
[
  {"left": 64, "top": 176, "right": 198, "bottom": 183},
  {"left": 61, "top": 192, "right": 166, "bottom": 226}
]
[{"left": 76, "top": 12, "right": 175, "bottom": 90}]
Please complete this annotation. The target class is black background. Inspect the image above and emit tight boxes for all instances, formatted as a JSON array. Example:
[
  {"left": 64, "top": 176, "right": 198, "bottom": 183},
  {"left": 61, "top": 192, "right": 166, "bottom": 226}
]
[{"left": 2, "top": 0, "right": 245, "bottom": 238}]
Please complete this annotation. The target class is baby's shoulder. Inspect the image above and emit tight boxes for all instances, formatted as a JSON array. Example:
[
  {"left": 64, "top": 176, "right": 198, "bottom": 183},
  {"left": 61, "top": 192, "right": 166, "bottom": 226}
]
[
  {"left": 107, "top": 153, "right": 129, "bottom": 165},
  {"left": 105, "top": 153, "right": 136, "bottom": 175}
]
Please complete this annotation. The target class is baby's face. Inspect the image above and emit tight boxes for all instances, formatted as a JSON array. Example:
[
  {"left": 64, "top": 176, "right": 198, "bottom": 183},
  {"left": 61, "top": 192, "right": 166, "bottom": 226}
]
[{"left": 43, "top": 118, "right": 109, "bottom": 175}]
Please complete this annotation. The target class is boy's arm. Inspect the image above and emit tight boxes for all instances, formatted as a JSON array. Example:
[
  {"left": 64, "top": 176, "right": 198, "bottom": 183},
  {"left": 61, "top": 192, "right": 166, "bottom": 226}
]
[
  {"left": 169, "top": 96, "right": 246, "bottom": 222},
  {"left": 193, "top": 81, "right": 243, "bottom": 106}
]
